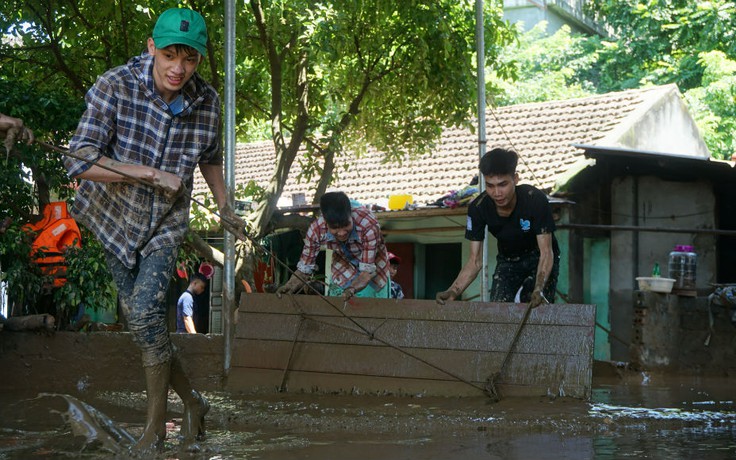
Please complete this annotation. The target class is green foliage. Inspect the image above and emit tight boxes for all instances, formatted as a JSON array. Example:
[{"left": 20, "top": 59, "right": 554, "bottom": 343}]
[
  {"left": 239, "top": 0, "right": 515, "bottom": 163},
  {"left": 189, "top": 180, "right": 265, "bottom": 232},
  {"left": 0, "top": 76, "right": 89, "bottom": 318},
  {"left": 0, "top": 79, "right": 84, "bottom": 219},
  {"left": 683, "top": 51, "right": 736, "bottom": 160},
  {"left": 492, "top": 23, "right": 597, "bottom": 106},
  {"left": 2, "top": 1, "right": 517, "bottom": 234},
  {"left": 0, "top": 0, "right": 223, "bottom": 96},
  {"left": 0, "top": 221, "right": 47, "bottom": 315},
  {"left": 176, "top": 243, "right": 202, "bottom": 281},
  {"left": 189, "top": 191, "right": 221, "bottom": 233},
  {"left": 585, "top": 0, "right": 736, "bottom": 158},
  {"left": 581, "top": 0, "right": 736, "bottom": 92},
  {"left": 492, "top": 3, "right": 736, "bottom": 159},
  {"left": 52, "top": 228, "right": 117, "bottom": 322}
]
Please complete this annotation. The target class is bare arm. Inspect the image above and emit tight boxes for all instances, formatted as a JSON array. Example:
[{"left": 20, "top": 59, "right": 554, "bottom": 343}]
[
  {"left": 0, "top": 113, "right": 33, "bottom": 141},
  {"left": 200, "top": 162, "right": 247, "bottom": 234},
  {"left": 199, "top": 163, "right": 227, "bottom": 211},
  {"left": 342, "top": 270, "right": 376, "bottom": 300},
  {"left": 1, "top": 113, "right": 34, "bottom": 153},
  {"left": 183, "top": 315, "right": 197, "bottom": 334},
  {"left": 350, "top": 271, "right": 375, "bottom": 293},
  {"left": 436, "top": 240, "right": 484, "bottom": 303},
  {"left": 0, "top": 113, "right": 22, "bottom": 133},
  {"left": 75, "top": 155, "right": 183, "bottom": 199},
  {"left": 529, "top": 233, "right": 554, "bottom": 307}
]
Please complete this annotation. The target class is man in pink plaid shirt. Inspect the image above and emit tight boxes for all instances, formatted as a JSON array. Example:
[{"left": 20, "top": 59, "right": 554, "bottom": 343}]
[{"left": 277, "top": 191, "right": 390, "bottom": 300}]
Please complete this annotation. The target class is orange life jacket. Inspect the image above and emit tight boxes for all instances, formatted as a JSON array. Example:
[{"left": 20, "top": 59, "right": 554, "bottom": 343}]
[{"left": 23, "top": 201, "right": 82, "bottom": 288}]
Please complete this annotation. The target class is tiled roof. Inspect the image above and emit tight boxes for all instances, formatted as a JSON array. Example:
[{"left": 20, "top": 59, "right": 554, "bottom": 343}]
[{"left": 193, "top": 85, "right": 679, "bottom": 207}]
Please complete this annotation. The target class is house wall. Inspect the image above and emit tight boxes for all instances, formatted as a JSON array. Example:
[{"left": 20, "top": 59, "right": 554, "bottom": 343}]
[
  {"left": 380, "top": 213, "right": 495, "bottom": 301},
  {"left": 609, "top": 175, "right": 717, "bottom": 361},
  {"left": 503, "top": 0, "right": 603, "bottom": 35},
  {"left": 611, "top": 94, "right": 710, "bottom": 157},
  {"left": 632, "top": 291, "right": 736, "bottom": 374},
  {"left": 558, "top": 205, "right": 611, "bottom": 361},
  {"left": 587, "top": 238, "right": 611, "bottom": 361},
  {"left": 503, "top": 1, "right": 571, "bottom": 33},
  {"left": 380, "top": 208, "right": 573, "bottom": 304}
]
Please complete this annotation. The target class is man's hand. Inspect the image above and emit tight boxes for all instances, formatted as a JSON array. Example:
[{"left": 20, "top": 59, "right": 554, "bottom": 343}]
[
  {"left": 275, "top": 271, "right": 309, "bottom": 298},
  {"left": 153, "top": 170, "right": 184, "bottom": 201},
  {"left": 436, "top": 288, "right": 459, "bottom": 305},
  {"left": 342, "top": 286, "right": 357, "bottom": 302},
  {"left": 219, "top": 205, "right": 248, "bottom": 239},
  {"left": 139, "top": 167, "right": 184, "bottom": 201},
  {"left": 529, "top": 289, "right": 548, "bottom": 309},
  {"left": 1, "top": 114, "right": 34, "bottom": 156}
]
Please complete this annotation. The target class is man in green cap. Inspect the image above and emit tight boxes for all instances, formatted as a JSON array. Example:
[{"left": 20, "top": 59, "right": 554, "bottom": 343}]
[{"left": 65, "top": 7, "right": 240, "bottom": 454}]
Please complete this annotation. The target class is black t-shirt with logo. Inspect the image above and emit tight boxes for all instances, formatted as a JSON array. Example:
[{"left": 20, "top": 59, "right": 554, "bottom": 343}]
[{"left": 465, "top": 184, "right": 559, "bottom": 257}]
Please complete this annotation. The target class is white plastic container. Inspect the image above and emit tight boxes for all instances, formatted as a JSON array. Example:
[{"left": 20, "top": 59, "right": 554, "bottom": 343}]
[{"left": 636, "top": 277, "right": 675, "bottom": 293}]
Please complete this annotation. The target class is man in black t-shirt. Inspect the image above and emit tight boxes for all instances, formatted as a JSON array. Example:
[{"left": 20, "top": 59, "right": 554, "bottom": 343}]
[{"left": 436, "top": 148, "right": 560, "bottom": 308}]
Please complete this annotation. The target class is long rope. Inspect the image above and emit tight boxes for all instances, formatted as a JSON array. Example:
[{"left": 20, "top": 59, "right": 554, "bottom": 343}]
[
  {"left": 293, "top": 307, "right": 488, "bottom": 394},
  {"left": 39, "top": 140, "right": 490, "bottom": 396}
]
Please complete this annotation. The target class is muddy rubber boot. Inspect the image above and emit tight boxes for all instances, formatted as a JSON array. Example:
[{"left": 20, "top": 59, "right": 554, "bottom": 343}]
[
  {"left": 170, "top": 355, "right": 209, "bottom": 444},
  {"left": 133, "top": 361, "right": 171, "bottom": 456}
]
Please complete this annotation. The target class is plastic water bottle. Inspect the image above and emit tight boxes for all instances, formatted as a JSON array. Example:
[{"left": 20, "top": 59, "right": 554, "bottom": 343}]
[
  {"left": 668, "top": 245, "right": 697, "bottom": 290},
  {"left": 651, "top": 263, "right": 660, "bottom": 277}
]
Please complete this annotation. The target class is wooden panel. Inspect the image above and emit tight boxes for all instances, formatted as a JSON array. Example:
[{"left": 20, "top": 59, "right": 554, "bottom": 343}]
[
  {"left": 239, "top": 293, "right": 596, "bottom": 326},
  {"left": 232, "top": 339, "right": 591, "bottom": 387},
  {"left": 239, "top": 312, "right": 594, "bottom": 355},
  {"left": 226, "top": 368, "right": 582, "bottom": 399},
  {"left": 0, "top": 332, "right": 225, "bottom": 392},
  {"left": 232, "top": 293, "right": 595, "bottom": 399}
]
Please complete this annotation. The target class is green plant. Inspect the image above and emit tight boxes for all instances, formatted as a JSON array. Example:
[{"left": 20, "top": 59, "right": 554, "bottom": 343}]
[
  {"left": 176, "top": 242, "right": 203, "bottom": 281},
  {"left": 0, "top": 222, "right": 48, "bottom": 316},
  {"left": 52, "top": 228, "right": 117, "bottom": 326}
]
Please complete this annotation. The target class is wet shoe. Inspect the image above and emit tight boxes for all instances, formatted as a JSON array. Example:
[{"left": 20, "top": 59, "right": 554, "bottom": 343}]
[{"left": 181, "top": 390, "right": 209, "bottom": 443}]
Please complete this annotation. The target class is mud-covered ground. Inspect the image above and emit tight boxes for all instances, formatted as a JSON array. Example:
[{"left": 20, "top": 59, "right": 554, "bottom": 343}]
[{"left": 1, "top": 371, "right": 735, "bottom": 459}]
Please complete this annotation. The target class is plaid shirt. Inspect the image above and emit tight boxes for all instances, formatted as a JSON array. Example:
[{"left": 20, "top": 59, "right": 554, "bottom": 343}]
[
  {"left": 66, "top": 53, "right": 222, "bottom": 268},
  {"left": 297, "top": 206, "right": 389, "bottom": 290}
]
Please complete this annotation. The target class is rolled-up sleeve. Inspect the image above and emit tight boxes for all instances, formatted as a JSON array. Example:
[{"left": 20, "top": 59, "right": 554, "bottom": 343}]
[
  {"left": 297, "top": 220, "right": 323, "bottom": 274},
  {"left": 357, "top": 212, "right": 380, "bottom": 274},
  {"left": 66, "top": 76, "right": 117, "bottom": 177}
]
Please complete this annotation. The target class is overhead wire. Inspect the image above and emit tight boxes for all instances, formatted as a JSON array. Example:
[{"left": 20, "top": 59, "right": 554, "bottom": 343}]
[{"left": 37, "top": 140, "right": 491, "bottom": 397}]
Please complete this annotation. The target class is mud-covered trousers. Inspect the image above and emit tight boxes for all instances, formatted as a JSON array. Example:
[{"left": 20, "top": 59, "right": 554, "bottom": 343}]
[
  {"left": 489, "top": 249, "right": 560, "bottom": 303},
  {"left": 104, "top": 247, "right": 177, "bottom": 367}
]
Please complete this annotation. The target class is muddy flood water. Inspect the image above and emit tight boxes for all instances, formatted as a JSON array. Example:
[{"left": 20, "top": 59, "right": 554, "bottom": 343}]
[{"left": 1, "top": 371, "right": 735, "bottom": 459}]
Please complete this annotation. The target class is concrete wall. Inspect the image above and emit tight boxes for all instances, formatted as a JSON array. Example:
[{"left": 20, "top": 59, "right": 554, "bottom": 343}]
[
  {"left": 609, "top": 175, "right": 717, "bottom": 360},
  {"left": 503, "top": 0, "right": 599, "bottom": 35},
  {"left": 504, "top": 2, "right": 571, "bottom": 34},
  {"left": 633, "top": 291, "right": 736, "bottom": 374}
]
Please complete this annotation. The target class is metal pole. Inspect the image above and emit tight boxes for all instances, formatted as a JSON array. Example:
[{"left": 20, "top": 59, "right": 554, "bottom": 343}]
[
  {"left": 475, "top": 0, "right": 489, "bottom": 301},
  {"left": 223, "top": 0, "right": 236, "bottom": 375}
]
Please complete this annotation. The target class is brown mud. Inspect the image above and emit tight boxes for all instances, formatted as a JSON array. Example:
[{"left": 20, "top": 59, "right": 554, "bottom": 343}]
[{"left": 0, "top": 369, "right": 735, "bottom": 459}]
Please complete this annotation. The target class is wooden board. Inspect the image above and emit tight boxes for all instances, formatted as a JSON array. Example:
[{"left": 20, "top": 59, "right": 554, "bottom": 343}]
[{"left": 229, "top": 293, "right": 595, "bottom": 399}]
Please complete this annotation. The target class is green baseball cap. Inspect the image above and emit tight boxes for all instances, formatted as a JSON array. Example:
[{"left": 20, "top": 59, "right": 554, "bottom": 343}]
[{"left": 152, "top": 8, "right": 208, "bottom": 56}]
